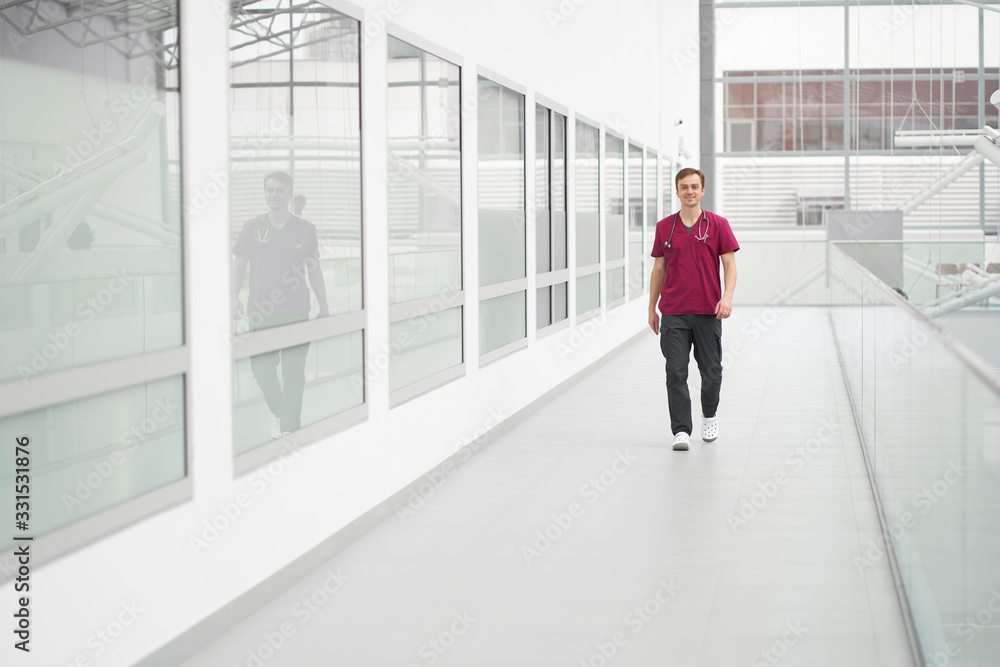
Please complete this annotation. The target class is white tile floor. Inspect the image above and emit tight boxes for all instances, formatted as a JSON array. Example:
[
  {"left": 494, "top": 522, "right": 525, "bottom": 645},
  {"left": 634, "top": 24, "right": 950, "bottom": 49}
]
[{"left": 180, "top": 307, "right": 914, "bottom": 667}]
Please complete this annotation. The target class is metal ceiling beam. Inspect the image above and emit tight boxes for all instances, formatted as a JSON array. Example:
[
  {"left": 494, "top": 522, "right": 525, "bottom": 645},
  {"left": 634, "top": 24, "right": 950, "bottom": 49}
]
[{"left": 230, "top": 14, "right": 349, "bottom": 54}]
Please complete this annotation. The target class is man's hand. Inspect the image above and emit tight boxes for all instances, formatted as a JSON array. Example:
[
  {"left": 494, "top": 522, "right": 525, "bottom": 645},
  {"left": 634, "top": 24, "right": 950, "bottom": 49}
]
[
  {"left": 715, "top": 296, "right": 733, "bottom": 319},
  {"left": 317, "top": 304, "right": 330, "bottom": 318},
  {"left": 648, "top": 310, "right": 660, "bottom": 335},
  {"left": 232, "top": 298, "right": 244, "bottom": 320}
]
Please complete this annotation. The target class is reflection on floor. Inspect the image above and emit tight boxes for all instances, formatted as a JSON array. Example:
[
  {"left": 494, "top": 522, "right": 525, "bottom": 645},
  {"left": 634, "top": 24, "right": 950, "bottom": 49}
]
[{"left": 181, "top": 307, "right": 913, "bottom": 667}]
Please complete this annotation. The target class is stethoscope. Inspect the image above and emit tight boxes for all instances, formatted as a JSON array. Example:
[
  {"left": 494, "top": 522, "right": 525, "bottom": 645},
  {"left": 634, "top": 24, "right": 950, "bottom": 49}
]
[
  {"left": 257, "top": 216, "right": 271, "bottom": 244},
  {"left": 257, "top": 215, "right": 303, "bottom": 252},
  {"left": 664, "top": 211, "right": 710, "bottom": 249}
]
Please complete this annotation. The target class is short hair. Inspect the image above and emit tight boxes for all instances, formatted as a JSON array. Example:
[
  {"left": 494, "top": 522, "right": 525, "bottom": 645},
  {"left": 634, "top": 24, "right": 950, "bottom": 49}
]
[
  {"left": 675, "top": 167, "right": 705, "bottom": 190},
  {"left": 263, "top": 171, "right": 293, "bottom": 190}
]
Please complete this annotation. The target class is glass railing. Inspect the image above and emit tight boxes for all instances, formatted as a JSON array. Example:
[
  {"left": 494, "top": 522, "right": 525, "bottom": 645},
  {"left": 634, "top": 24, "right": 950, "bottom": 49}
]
[
  {"left": 835, "top": 240, "right": 1000, "bottom": 310},
  {"left": 733, "top": 238, "right": 829, "bottom": 305},
  {"left": 830, "top": 243, "right": 1000, "bottom": 667}
]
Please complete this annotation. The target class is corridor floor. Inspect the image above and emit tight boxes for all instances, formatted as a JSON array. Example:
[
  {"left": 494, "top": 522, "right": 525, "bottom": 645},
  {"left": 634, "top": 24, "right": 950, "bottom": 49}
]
[{"left": 180, "top": 307, "right": 913, "bottom": 667}]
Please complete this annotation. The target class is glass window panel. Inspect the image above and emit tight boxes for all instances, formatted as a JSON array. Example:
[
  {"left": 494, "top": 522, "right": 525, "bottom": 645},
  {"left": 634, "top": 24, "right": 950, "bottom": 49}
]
[
  {"left": 800, "top": 81, "right": 823, "bottom": 114},
  {"left": 553, "top": 211, "right": 568, "bottom": 272},
  {"left": 628, "top": 143, "right": 643, "bottom": 299},
  {"left": 825, "top": 80, "right": 844, "bottom": 113},
  {"left": 954, "top": 77, "right": 979, "bottom": 105},
  {"left": 233, "top": 329, "right": 363, "bottom": 456},
  {"left": 605, "top": 134, "right": 625, "bottom": 261},
  {"left": 0, "top": 376, "right": 185, "bottom": 550},
  {"left": 537, "top": 210, "right": 551, "bottom": 274},
  {"left": 729, "top": 122, "right": 753, "bottom": 151},
  {"left": 536, "top": 105, "right": 551, "bottom": 275},
  {"left": 1, "top": 8, "right": 183, "bottom": 383},
  {"left": 716, "top": 7, "right": 844, "bottom": 74},
  {"left": 536, "top": 286, "right": 551, "bottom": 329},
  {"left": 535, "top": 105, "right": 550, "bottom": 212},
  {"left": 848, "top": 5, "right": 980, "bottom": 71},
  {"left": 983, "top": 74, "right": 1000, "bottom": 127},
  {"left": 629, "top": 260, "right": 644, "bottom": 301},
  {"left": 576, "top": 121, "right": 600, "bottom": 267},
  {"left": 782, "top": 121, "right": 796, "bottom": 150},
  {"left": 478, "top": 79, "right": 525, "bottom": 208},
  {"left": 501, "top": 87, "right": 524, "bottom": 153},
  {"left": 390, "top": 306, "right": 462, "bottom": 392},
  {"left": 553, "top": 281, "right": 568, "bottom": 322},
  {"left": 477, "top": 81, "right": 501, "bottom": 155},
  {"left": 955, "top": 116, "right": 979, "bottom": 131},
  {"left": 758, "top": 82, "right": 783, "bottom": 106},
  {"left": 575, "top": 121, "right": 599, "bottom": 213},
  {"left": 389, "top": 246, "right": 460, "bottom": 304},
  {"left": 479, "top": 209, "right": 526, "bottom": 285},
  {"left": 728, "top": 106, "right": 754, "bottom": 120},
  {"left": 605, "top": 134, "right": 625, "bottom": 218},
  {"left": 606, "top": 222, "right": 624, "bottom": 261},
  {"left": 552, "top": 113, "right": 567, "bottom": 212},
  {"left": 662, "top": 159, "right": 672, "bottom": 223},
  {"left": 478, "top": 78, "right": 525, "bottom": 287},
  {"left": 646, "top": 150, "right": 658, "bottom": 229},
  {"left": 853, "top": 118, "right": 886, "bottom": 150},
  {"left": 230, "top": 7, "right": 362, "bottom": 334},
  {"left": 387, "top": 37, "right": 462, "bottom": 304},
  {"left": 825, "top": 120, "right": 844, "bottom": 150},
  {"left": 552, "top": 113, "right": 568, "bottom": 271},
  {"left": 628, "top": 143, "right": 643, "bottom": 231},
  {"left": 480, "top": 291, "right": 525, "bottom": 354},
  {"left": 607, "top": 267, "right": 625, "bottom": 304},
  {"left": 231, "top": 87, "right": 291, "bottom": 141},
  {"left": 576, "top": 273, "right": 600, "bottom": 315},
  {"left": 759, "top": 103, "right": 783, "bottom": 119},
  {"left": 576, "top": 212, "right": 600, "bottom": 267},
  {"left": 988, "top": 12, "right": 1000, "bottom": 66},
  {"left": 799, "top": 120, "right": 823, "bottom": 151},
  {"left": 757, "top": 120, "right": 784, "bottom": 152},
  {"left": 783, "top": 80, "right": 800, "bottom": 107},
  {"left": 728, "top": 83, "right": 754, "bottom": 105}
]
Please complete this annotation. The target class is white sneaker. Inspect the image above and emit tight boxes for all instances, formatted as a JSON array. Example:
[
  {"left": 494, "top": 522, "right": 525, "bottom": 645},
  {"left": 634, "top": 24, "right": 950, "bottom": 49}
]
[
  {"left": 672, "top": 432, "right": 690, "bottom": 451},
  {"left": 270, "top": 416, "right": 282, "bottom": 439},
  {"left": 702, "top": 416, "right": 718, "bottom": 442}
]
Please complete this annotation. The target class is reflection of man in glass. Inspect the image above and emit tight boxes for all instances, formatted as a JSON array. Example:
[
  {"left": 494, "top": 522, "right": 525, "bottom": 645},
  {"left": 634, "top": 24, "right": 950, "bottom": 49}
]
[{"left": 232, "top": 172, "right": 329, "bottom": 439}]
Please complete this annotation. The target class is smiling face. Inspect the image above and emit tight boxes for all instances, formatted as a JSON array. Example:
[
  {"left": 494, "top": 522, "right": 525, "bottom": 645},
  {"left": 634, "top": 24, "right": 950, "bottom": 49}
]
[
  {"left": 264, "top": 178, "right": 292, "bottom": 212},
  {"left": 676, "top": 173, "right": 705, "bottom": 210}
]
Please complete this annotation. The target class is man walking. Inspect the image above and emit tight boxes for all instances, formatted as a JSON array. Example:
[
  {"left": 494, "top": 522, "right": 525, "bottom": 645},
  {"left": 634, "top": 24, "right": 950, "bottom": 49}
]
[
  {"left": 232, "top": 171, "right": 329, "bottom": 439},
  {"left": 648, "top": 168, "right": 739, "bottom": 451}
]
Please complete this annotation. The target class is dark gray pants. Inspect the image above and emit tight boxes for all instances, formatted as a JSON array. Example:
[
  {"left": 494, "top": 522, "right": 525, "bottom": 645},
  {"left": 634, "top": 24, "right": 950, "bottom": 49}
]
[
  {"left": 659, "top": 314, "right": 723, "bottom": 436},
  {"left": 249, "top": 313, "right": 310, "bottom": 432},
  {"left": 251, "top": 343, "right": 310, "bottom": 431}
]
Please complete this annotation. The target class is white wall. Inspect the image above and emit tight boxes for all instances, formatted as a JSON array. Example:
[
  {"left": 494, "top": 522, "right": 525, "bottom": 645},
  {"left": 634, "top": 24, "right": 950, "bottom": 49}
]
[{"left": 0, "top": 2, "right": 699, "bottom": 666}]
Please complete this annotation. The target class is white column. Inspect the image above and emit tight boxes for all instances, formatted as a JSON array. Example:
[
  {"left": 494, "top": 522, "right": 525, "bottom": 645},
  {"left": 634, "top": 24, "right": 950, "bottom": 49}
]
[
  {"left": 525, "top": 90, "right": 537, "bottom": 343},
  {"left": 182, "top": 0, "right": 233, "bottom": 496},
  {"left": 567, "top": 114, "right": 577, "bottom": 324},
  {"left": 360, "top": 10, "right": 390, "bottom": 420},
  {"left": 462, "top": 62, "right": 480, "bottom": 372},
  {"left": 598, "top": 126, "right": 606, "bottom": 313}
]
